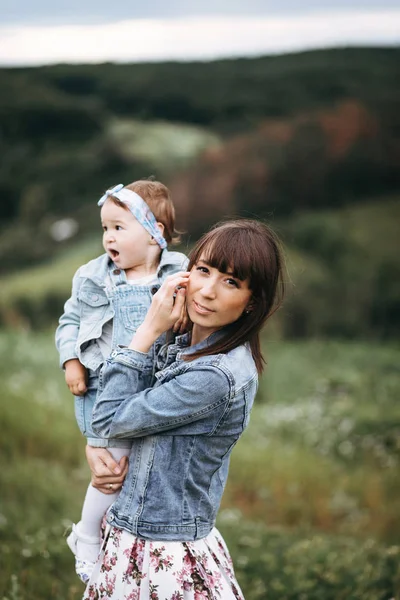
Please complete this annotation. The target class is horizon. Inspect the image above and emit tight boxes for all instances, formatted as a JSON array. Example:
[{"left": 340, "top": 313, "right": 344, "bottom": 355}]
[
  {"left": 0, "top": 7, "right": 399, "bottom": 67},
  {"left": 0, "top": 41, "right": 398, "bottom": 70}
]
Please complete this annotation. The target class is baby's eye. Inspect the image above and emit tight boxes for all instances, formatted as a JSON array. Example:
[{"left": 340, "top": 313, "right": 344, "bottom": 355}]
[
  {"left": 115, "top": 225, "right": 122, "bottom": 231},
  {"left": 102, "top": 226, "right": 107, "bottom": 232}
]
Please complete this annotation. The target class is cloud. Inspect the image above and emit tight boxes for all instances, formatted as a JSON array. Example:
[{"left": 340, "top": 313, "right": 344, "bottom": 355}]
[
  {"left": 1, "top": 0, "right": 400, "bottom": 26},
  {"left": 0, "top": 11, "right": 399, "bottom": 66}
]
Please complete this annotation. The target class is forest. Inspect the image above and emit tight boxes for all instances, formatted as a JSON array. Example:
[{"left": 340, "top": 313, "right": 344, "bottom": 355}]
[{"left": 0, "top": 46, "right": 399, "bottom": 339}]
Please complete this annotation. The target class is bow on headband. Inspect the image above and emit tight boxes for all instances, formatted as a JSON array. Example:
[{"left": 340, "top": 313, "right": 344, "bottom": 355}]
[
  {"left": 98, "top": 183, "right": 167, "bottom": 250},
  {"left": 98, "top": 183, "right": 124, "bottom": 206}
]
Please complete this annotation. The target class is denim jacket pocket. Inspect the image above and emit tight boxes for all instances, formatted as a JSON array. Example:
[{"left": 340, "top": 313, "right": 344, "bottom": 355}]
[
  {"left": 79, "top": 286, "right": 109, "bottom": 321},
  {"left": 120, "top": 305, "right": 148, "bottom": 332}
]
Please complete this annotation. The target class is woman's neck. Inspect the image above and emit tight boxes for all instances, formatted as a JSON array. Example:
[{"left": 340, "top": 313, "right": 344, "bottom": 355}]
[{"left": 190, "top": 325, "right": 217, "bottom": 347}]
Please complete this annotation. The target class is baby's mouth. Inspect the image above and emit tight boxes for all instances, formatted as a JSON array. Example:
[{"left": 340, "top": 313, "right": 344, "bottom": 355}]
[{"left": 109, "top": 249, "right": 120, "bottom": 260}]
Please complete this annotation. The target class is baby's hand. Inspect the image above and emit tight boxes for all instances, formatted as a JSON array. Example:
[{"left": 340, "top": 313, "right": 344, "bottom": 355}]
[{"left": 64, "top": 359, "right": 88, "bottom": 396}]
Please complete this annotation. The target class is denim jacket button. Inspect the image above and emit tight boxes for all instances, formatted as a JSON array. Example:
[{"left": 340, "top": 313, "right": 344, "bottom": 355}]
[
  {"left": 150, "top": 286, "right": 159, "bottom": 295},
  {"left": 113, "top": 269, "right": 121, "bottom": 275},
  {"left": 111, "top": 350, "right": 118, "bottom": 358}
]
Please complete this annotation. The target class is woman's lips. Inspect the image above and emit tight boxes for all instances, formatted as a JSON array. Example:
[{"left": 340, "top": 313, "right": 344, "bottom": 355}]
[{"left": 193, "top": 300, "right": 214, "bottom": 315}]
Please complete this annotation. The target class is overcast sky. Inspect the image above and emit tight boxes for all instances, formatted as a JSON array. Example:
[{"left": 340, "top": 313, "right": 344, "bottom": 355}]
[{"left": 0, "top": 1, "right": 398, "bottom": 65}]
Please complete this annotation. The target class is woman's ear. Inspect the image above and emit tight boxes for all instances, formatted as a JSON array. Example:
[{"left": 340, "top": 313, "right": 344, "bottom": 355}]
[{"left": 244, "top": 302, "right": 254, "bottom": 315}]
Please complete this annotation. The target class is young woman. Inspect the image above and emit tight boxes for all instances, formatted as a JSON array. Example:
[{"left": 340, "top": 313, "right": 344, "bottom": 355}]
[{"left": 83, "top": 219, "right": 285, "bottom": 599}]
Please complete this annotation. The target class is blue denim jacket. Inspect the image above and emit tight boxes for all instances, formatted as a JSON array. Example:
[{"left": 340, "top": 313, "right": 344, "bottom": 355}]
[
  {"left": 92, "top": 332, "right": 258, "bottom": 541},
  {"left": 55, "top": 249, "right": 188, "bottom": 371}
]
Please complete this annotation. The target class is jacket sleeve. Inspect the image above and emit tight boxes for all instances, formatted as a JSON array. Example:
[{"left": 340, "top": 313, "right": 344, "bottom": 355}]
[
  {"left": 92, "top": 348, "right": 231, "bottom": 439},
  {"left": 55, "top": 268, "right": 82, "bottom": 368}
]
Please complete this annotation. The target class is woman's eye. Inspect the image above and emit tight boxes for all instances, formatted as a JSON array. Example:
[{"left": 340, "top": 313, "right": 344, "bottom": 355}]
[
  {"left": 196, "top": 266, "right": 209, "bottom": 274},
  {"left": 226, "top": 278, "right": 239, "bottom": 287}
]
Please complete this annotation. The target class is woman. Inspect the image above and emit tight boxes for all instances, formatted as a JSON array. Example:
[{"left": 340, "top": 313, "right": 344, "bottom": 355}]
[{"left": 84, "top": 219, "right": 285, "bottom": 599}]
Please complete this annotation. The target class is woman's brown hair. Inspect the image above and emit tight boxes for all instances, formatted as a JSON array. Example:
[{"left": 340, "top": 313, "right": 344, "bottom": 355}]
[{"left": 185, "top": 219, "right": 285, "bottom": 373}]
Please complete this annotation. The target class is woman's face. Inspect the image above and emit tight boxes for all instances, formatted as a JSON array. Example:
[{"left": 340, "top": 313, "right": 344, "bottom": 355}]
[{"left": 186, "top": 256, "right": 252, "bottom": 343}]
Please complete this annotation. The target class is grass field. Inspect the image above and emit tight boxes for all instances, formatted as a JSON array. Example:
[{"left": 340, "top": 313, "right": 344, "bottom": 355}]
[{"left": 0, "top": 331, "right": 399, "bottom": 599}]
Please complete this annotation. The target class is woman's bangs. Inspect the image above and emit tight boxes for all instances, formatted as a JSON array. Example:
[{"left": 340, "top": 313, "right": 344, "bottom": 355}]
[{"left": 196, "top": 229, "right": 254, "bottom": 282}]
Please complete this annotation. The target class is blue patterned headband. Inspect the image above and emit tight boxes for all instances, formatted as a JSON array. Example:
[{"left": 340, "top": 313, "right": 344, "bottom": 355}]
[{"left": 98, "top": 183, "right": 167, "bottom": 250}]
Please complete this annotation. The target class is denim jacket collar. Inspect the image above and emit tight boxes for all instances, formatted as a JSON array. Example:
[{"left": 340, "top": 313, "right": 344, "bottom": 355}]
[
  {"left": 78, "top": 248, "right": 185, "bottom": 288},
  {"left": 173, "top": 328, "right": 229, "bottom": 357}
]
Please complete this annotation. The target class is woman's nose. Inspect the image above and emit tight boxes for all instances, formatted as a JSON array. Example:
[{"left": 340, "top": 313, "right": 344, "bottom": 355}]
[{"left": 200, "top": 280, "right": 217, "bottom": 299}]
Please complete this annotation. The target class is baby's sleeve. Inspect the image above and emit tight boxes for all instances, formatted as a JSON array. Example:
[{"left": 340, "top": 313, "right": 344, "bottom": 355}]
[{"left": 55, "top": 268, "right": 82, "bottom": 368}]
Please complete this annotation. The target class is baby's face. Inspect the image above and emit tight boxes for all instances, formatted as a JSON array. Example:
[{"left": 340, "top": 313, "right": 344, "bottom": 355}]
[{"left": 100, "top": 199, "right": 152, "bottom": 270}]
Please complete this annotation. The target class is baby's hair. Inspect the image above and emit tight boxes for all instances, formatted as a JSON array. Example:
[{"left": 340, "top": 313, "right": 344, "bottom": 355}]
[
  {"left": 186, "top": 219, "right": 286, "bottom": 373},
  {"left": 108, "top": 180, "right": 181, "bottom": 245}
]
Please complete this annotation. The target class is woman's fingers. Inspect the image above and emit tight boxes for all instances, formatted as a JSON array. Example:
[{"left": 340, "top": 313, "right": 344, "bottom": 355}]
[
  {"left": 172, "top": 288, "right": 186, "bottom": 315},
  {"left": 149, "top": 273, "right": 189, "bottom": 325},
  {"left": 86, "top": 447, "right": 128, "bottom": 493},
  {"left": 162, "top": 272, "right": 190, "bottom": 297},
  {"left": 91, "top": 471, "right": 125, "bottom": 485},
  {"left": 86, "top": 445, "right": 124, "bottom": 476},
  {"left": 91, "top": 478, "right": 124, "bottom": 494},
  {"left": 172, "top": 291, "right": 188, "bottom": 333}
]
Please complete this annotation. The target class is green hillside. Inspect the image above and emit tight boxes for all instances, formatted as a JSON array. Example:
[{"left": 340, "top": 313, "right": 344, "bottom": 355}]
[{"left": 0, "top": 197, "right": 398, "bottom": 339}]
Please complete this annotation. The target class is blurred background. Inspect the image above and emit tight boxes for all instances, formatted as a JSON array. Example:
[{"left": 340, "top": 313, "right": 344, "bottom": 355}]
[{"left": 0, "top": 2, "right": 399, "bottom": 599}]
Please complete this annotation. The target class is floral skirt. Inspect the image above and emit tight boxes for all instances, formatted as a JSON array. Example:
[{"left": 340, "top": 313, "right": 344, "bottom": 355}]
[{"left": 83, "top": 524, "right": 245, "bottom": 600}]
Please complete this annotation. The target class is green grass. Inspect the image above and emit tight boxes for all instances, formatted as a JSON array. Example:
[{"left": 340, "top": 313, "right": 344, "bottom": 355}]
[
  {"left": 220, "top": 519, "right": 400, "bottom": 600},
  {"left": 222, "top": 339, "right": 400, "bottom": 540},
  {"left": 0, "top": 331, "right": 399, "bottom": 598},
  {"left": 0, "top": 332, "right": 87, "bottom": 599}
]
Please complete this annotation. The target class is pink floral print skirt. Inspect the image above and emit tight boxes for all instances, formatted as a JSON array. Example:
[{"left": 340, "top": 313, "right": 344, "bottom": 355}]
[{"left": 83, "top": 524, "right": 245, "bottom": 600}]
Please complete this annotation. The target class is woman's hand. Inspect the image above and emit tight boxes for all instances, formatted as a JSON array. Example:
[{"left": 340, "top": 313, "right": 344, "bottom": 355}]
[
  {"left": 86, "top": 446, "right": 129, "bottom": 495},
  {"left": 129, "top": 272, "right": 190, "bottom": 353},
  {"left": 173, "top": 298, "right": 190, "bottom": 335}
]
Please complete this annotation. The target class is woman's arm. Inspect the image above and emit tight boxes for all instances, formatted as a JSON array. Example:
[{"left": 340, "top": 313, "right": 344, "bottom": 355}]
[{"left": 92, "top": 349, "right": 231, "bottom": 439}]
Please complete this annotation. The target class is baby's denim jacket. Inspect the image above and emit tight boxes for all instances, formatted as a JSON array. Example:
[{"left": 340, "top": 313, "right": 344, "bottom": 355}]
[{"left": 55, "top": 249, "right": 188, "bottom": 447}]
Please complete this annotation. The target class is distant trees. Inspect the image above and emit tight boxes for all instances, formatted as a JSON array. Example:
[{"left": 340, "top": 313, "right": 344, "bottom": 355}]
[{"left": 0, "top": 47, "right": 399, "bottom": 339}]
